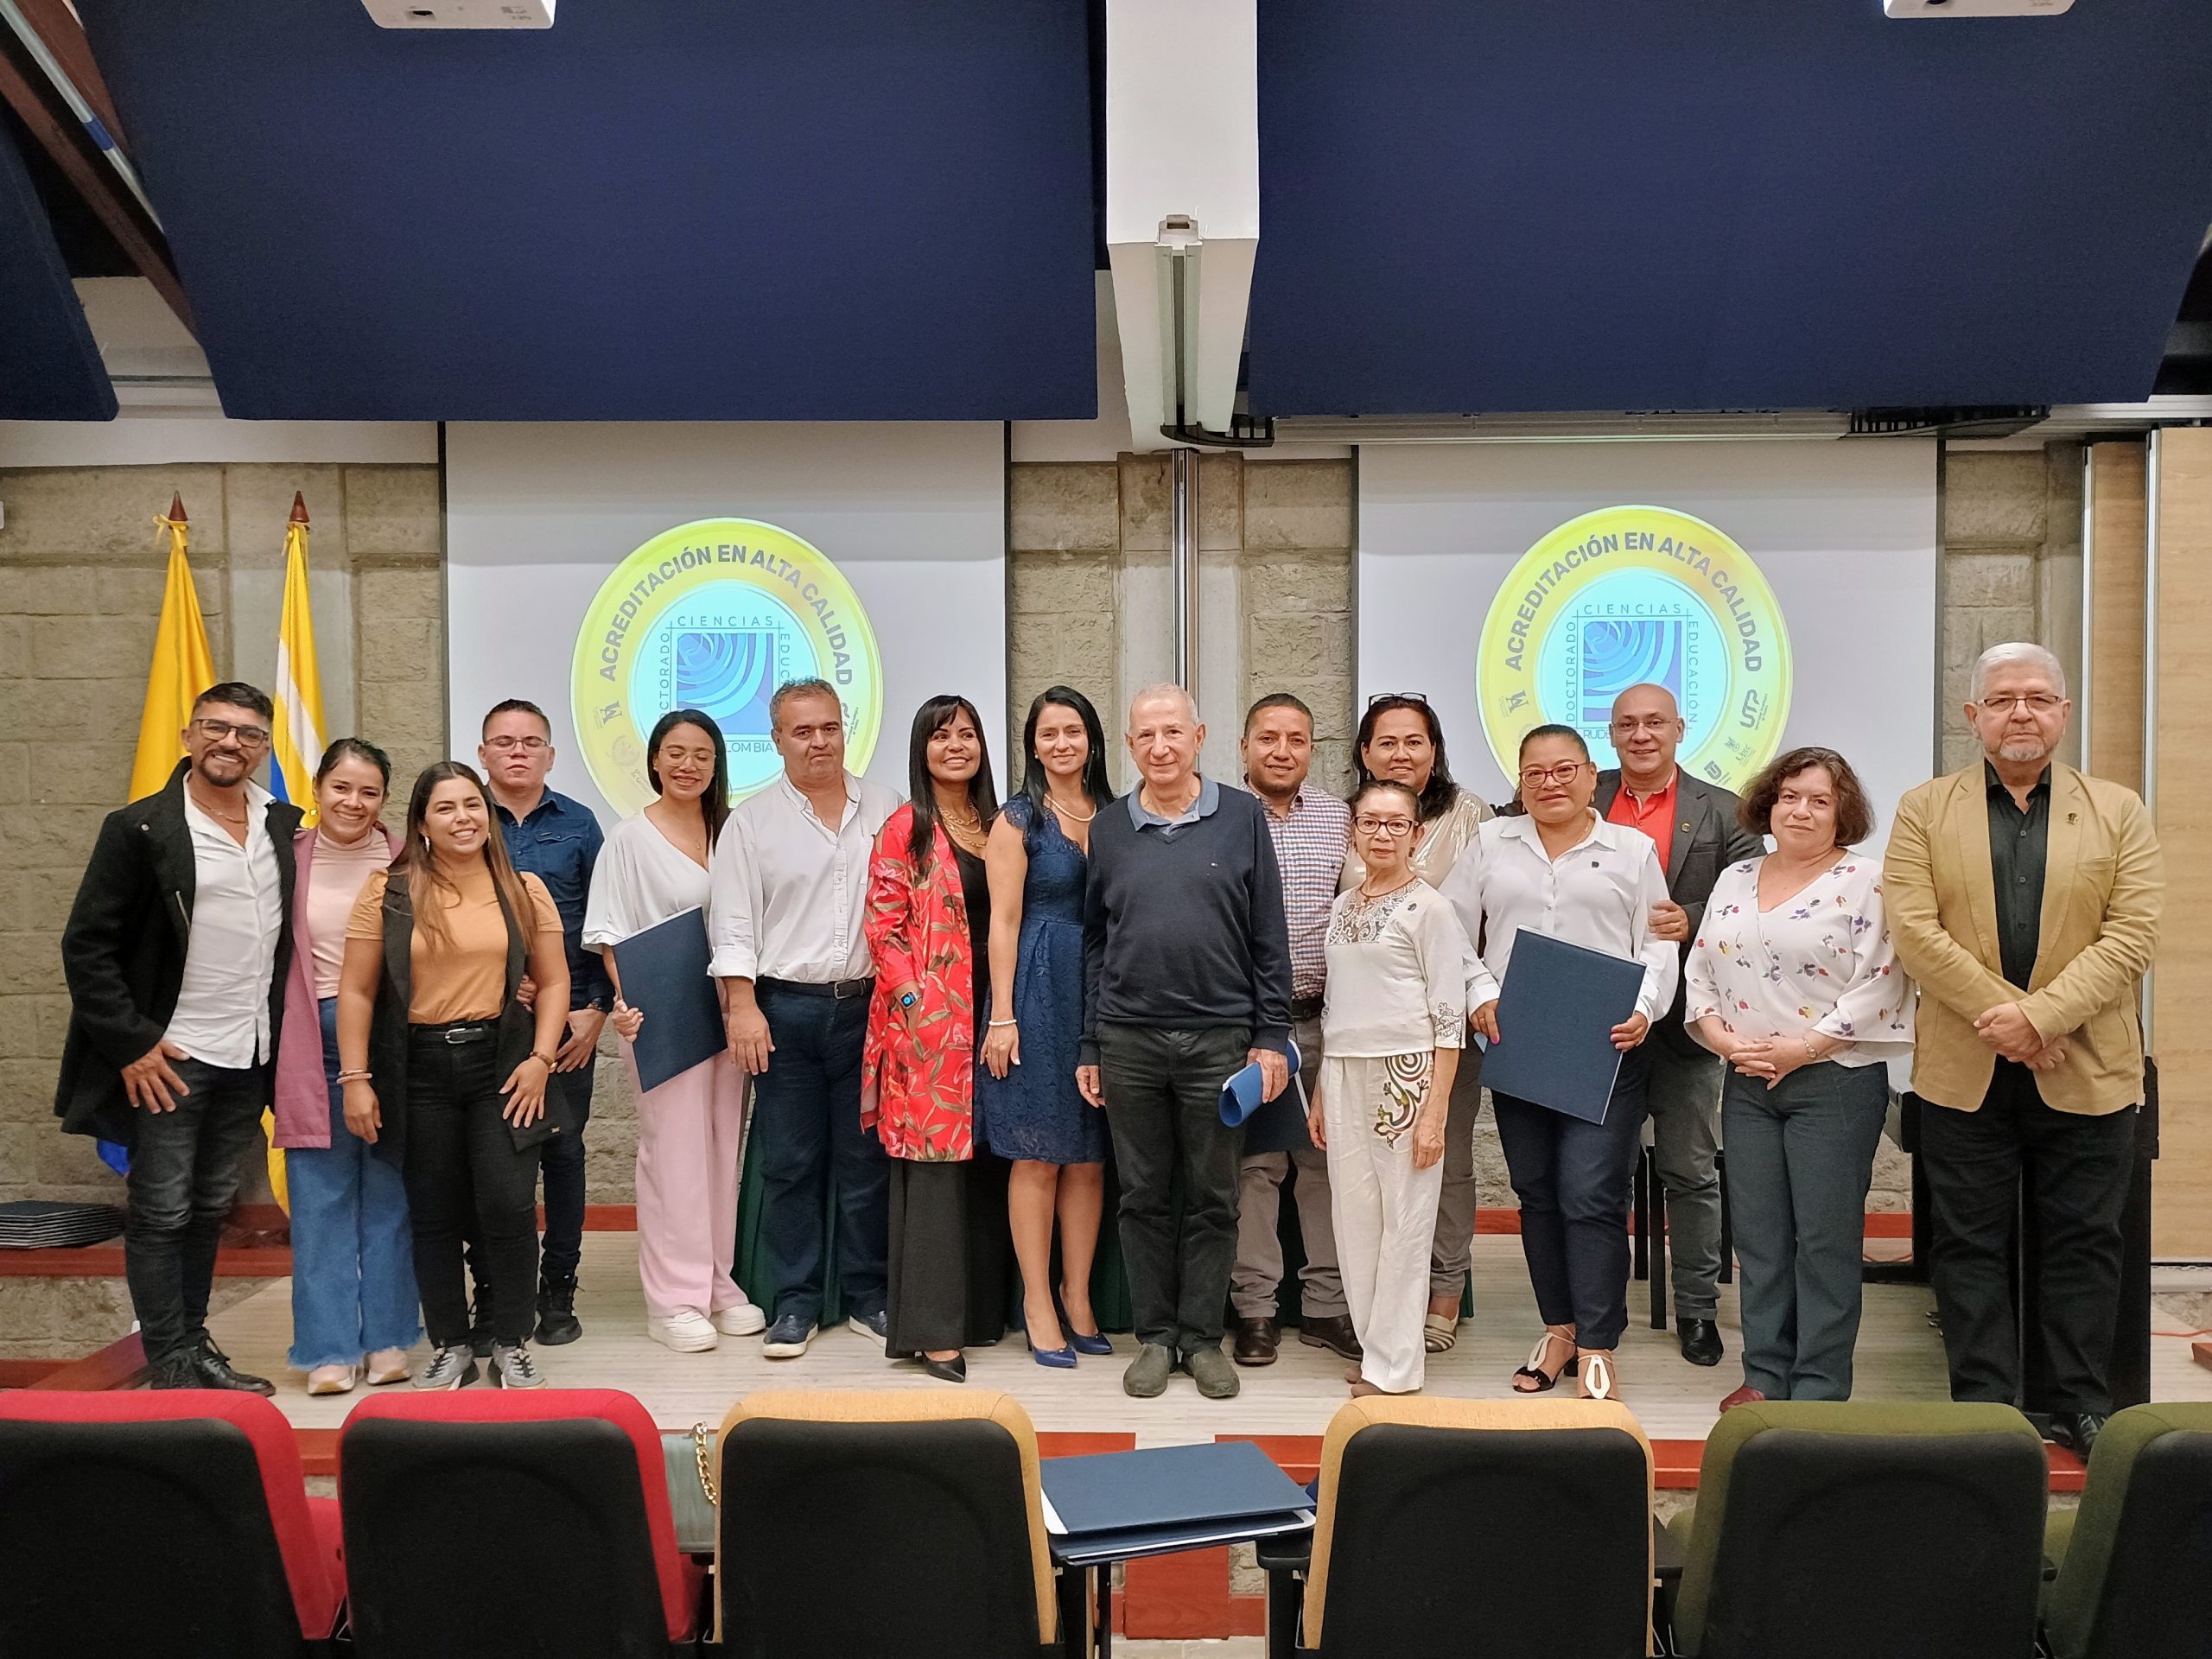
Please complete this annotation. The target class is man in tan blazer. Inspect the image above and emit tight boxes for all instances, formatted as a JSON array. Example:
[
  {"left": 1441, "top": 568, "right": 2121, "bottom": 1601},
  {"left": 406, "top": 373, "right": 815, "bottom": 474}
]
[{"left": 1885, "top": 642, "right": 2162, "bottom": 1457}]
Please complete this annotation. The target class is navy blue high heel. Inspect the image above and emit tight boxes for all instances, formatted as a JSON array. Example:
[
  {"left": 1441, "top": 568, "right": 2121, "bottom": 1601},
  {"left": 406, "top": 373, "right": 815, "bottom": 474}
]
[
  {"left": 1055, "top": 1287, "right": 1113, "bottom": 1356},
  {"left": 1027, "top": 1332, "right": 1077, "bottom": 1370}
]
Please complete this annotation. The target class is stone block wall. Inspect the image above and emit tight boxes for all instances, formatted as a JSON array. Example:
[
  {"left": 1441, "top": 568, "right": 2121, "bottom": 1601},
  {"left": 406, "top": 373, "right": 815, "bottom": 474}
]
[{"left": 0, "top": 464, "right": 445, "bottom": 1207}]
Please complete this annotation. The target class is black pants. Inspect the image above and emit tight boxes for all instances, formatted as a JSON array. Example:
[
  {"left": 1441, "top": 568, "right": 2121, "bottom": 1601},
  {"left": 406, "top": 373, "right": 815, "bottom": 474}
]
[
  {"left": 537, "top": 1058, "right": 594, "bottom": 1278},
  {"left": 1491, "top": 1049, "right": 1650, "bottom": 1353},
  {"left": 752, "top": 983, "right": 889, "bottom": 1325},
  {"left": 1098, "top": 1023, "right": 1249, "bottom": 1359},
  {"left": 404, "top": 1033, "right": 544, "bottom": 1348},
  {"left": 1921, "top": 1063, "right": 2137, "bottom": 1415},
  {"left": 885, "top": 1154, "right": 1013, "bottom": 1354},
  {"left": 123, "top": 1058, "right": 266, "bottom": 1362}
]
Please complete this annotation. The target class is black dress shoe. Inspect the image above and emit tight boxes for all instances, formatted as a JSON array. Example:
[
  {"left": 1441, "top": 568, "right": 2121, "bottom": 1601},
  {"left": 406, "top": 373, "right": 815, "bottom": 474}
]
[
  {"left": 2049, "top": 1411, "right": 2108, "bottom": 1458},
  {"left": 1232, "top": 1317, "right": 1280, "bottom": 1366},
  {"left": 922, "top": 1355, "right": 967, "bottom": 1383},
  {"left": 1298, "top": 1314, "right": 1364, "bottom": 1363},
  {"left": 1677, "top": 1318, "right": 1724, "bottom": 1368},
  {"left": 194, "top": 1340, "right": 276, "bottom": 1395}
]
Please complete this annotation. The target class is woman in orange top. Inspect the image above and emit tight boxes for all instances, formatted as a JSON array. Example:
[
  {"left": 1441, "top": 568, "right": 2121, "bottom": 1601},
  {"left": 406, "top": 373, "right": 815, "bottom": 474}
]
[
  {"left": 335, "top": 761, "right": 569, "bottom": 1391},
  {"left": 862, "top": 696, "right": 1012, "bottom": 1382}
]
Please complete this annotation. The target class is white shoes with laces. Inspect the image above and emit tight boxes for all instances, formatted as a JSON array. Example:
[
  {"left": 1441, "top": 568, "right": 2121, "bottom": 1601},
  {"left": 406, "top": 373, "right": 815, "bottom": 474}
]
[{"left": 648, "top": 1312, "right": 721, "bottom": 1352}]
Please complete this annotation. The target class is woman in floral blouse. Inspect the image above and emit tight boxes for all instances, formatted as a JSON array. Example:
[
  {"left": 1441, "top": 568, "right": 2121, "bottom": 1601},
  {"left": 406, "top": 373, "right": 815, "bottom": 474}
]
[
  {"left": 862, "top": 696, "right": 1011, "bottom": 1382},
  {"left": 1309, "top": 780, "right": 1474, "bottom": 1398},
  {"left": 1684, "top": 747, "right": 1914, "bottom": 1409}
]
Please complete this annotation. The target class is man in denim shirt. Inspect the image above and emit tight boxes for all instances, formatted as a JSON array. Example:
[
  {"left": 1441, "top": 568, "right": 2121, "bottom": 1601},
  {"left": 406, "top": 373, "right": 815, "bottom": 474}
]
[{"left": 478, "top": 698, "right": 611, "bottom": 1345}]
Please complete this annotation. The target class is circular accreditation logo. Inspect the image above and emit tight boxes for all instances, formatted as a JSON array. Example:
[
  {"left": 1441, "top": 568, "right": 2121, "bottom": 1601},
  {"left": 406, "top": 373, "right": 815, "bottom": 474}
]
[
  {"left": 570, "top": 518, "right": 882, "bottom": 815},
  {"left": 1475, "top": 505, "right": 1790, "bottom": 794}
]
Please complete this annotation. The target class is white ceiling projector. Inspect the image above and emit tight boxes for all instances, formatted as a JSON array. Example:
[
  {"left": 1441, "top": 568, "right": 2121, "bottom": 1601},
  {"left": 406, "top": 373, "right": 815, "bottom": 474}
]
[{"left": 362, "top": 0, "right": 555, "bottom": 28}]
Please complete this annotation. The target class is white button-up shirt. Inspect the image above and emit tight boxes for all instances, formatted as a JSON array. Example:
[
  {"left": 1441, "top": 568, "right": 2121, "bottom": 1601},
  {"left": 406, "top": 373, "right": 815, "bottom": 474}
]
[
  {"left": 166, "top": 781, "right": 283, "bottom": 1068},
  {"left": 708, "top": 771, "right": 902, "bottom": 982},
  {"left": 1438, "top": 810, "right": 1678, "bottom": 1023}
]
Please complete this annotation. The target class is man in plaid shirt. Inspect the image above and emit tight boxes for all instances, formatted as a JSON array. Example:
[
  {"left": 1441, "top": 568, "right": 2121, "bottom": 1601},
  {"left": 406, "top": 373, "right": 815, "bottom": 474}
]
[{"left": 1230, "top": 693, "right": 1362, "bottom": 1366}]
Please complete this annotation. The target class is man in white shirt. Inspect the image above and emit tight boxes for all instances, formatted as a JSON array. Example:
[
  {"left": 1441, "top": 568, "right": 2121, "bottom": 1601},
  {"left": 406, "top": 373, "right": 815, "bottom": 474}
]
[
  {"left": 57, "top": 683, "right": 302, "bottom": 1392},
  {"left": 709, "top": 678, "right": 901, "bottom": 1357}
]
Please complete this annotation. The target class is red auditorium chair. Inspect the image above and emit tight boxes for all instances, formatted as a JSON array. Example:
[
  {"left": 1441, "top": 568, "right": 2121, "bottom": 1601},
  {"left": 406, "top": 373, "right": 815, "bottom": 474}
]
[
  {"left": 338, "top": 1387, "right": 702, "bottom": 1657},
  {"left": 0, "top": 1389, "right": 346, "bottom": 1659}
]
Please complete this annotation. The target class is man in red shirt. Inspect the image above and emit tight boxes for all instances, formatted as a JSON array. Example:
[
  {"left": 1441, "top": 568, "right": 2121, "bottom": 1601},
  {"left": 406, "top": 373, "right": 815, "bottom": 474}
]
[{"left": 1596, "top": 683, "right": 1763, "bottom": 1368}]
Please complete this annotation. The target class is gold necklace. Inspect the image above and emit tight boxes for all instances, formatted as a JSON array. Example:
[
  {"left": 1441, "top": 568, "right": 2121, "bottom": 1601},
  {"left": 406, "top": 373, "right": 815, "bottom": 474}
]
[
  {"left": 1047, "top": 794, "right": 1096, "bottom": 824},
  {"left": 189, "top": 785, "right": 247, "bottom": 825}
]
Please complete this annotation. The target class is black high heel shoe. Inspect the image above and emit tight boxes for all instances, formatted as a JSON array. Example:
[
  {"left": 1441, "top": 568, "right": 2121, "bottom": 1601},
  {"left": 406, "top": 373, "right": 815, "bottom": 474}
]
[{"left": 922, "top": 1353, "right": 967, "bottom": 1383}]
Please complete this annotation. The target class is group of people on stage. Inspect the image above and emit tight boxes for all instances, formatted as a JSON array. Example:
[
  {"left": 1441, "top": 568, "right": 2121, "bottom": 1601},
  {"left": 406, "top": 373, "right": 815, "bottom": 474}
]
[{"left": 54, "top": 638, "right": 2160, "bottom": 1453}]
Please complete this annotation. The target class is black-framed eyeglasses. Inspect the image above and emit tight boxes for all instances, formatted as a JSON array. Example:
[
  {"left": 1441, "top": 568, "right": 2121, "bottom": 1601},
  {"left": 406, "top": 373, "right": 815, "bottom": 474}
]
[
  {"left": 192, "top": 718, "right": 270, "bottom": 748},
  {"left": 1518, "top": 761, "right": 1589, "bottom": 786},
  {"left": 1365, "top": 691, "right": 1431, "bottom": 708},
  {"left": 1352, "top": 814, "right": 1418, "bottom": 837}
]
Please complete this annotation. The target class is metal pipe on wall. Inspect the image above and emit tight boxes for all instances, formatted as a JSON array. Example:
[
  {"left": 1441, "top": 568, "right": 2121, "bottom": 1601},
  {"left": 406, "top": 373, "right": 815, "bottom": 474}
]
[
  {"left": 2079, "top": 446, "right": 2096, "bottom": 773},
  {"left": 1171, "top": 446, "right": 1199, "bottom": 703},
  {"left": 2141, "top": 429, "right": 2161, "bottom": 1055}
]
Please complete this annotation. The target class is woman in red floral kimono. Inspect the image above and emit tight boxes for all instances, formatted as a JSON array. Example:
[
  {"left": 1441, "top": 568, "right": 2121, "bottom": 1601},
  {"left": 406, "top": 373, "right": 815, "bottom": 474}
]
[{"left": 862, "top": 695, "right": 1013, "bottom": 1381}]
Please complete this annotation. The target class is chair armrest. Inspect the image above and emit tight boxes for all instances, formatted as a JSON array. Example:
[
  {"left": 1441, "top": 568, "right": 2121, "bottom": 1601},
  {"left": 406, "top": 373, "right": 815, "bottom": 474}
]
[{"left": 1255, "top": 1530, "right": 1313, "bottom": 1574}]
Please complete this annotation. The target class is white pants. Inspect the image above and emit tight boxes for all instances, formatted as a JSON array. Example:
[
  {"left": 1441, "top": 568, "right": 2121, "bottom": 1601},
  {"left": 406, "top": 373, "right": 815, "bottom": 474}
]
[{"left": 1321, "top": 1055, "right": 1446, "bottom": 1393}]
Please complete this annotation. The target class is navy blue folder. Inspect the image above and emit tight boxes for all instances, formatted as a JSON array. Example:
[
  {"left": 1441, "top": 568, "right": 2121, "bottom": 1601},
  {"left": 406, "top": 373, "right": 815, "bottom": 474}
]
[
  {"left": 609, "top": 907, "right": 724, "bottom": 1092},
  {"left": 1477, "top": 929, "right": 1647, "bottom": 1123},
  {"left": 1040, "top": 1440, "right": 1313, "bottom": 1536}
]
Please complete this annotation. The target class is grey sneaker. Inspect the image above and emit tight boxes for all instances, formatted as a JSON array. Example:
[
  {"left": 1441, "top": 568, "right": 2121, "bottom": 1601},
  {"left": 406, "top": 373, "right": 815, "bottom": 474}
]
[
  {"left": 415, "top": 1345, "right": 480, "bottom": 1390},
  {"left": 490, "top": 1342, "right": 544, "bottom": 1389},
  {"left": 1122, "top": 1342, "right": 1175, "bottom": 1399},
  {"left": 1185, "top": 1345, "right": 1241, "bottom": 1400}
]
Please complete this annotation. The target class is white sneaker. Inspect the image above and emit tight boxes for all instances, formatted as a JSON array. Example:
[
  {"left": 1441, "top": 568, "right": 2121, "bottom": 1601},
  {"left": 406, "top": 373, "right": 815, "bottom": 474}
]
[
  {"left": 713, "top": 1303, "right": 767, "bottom": 1337},
  {"left": 648, "top": 1312, "right": 721, "bottom": 1352}
]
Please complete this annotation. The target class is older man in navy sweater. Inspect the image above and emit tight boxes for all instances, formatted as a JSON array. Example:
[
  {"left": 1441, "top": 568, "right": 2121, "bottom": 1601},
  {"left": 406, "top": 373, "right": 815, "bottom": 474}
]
[{"left": 1079, "top": 684, "right": 1294, "bottom": 1402}]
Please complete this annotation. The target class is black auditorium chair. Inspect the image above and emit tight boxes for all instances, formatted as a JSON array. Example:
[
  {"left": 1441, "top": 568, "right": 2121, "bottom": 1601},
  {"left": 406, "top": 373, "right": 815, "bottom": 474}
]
[
  {"left": 1664, "top": 1401, "right": 2049, "bottom": 1659},
  {"left": 339, "top": 1387, "right": 703, "bottom": 1658},
  {"left": 714, "top": 1389, "right": 1061, "bottom": 1659},
  {"left": 1261, "top": 1397, "right": 1656, "bottom": 1659},
  {"left": 0, "top": 1389, "right": 346, "bottom": 1659},
  {"left": 2041, "top": 1402, "right": 2212, "bottom": 1659}
]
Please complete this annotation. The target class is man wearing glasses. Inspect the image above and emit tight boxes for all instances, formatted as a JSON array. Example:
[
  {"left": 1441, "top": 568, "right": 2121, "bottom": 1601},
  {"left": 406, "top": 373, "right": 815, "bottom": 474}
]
[
  {"left": 57, "top": 683, "right": 301, "bottom": 1391},
  {"left": 1885, "top": 643, "right": 2162, "bottom": 1456},
  {"left": 1595, "top": 683, "right": 1763, "bottom": 1369},
  {"left": 476, "top": 698, "right": 612, "bottom": 1347}
]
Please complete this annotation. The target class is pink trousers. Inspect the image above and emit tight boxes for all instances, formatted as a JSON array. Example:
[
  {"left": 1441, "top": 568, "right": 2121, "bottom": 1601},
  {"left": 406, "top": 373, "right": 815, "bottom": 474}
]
[{"left": 629, "top": 1050, "right": 752, "bottom": 1322}]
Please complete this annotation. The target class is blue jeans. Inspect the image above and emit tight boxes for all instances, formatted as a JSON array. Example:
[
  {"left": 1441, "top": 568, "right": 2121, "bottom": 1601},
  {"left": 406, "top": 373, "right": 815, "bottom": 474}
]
[
  {"left": 284, "top": 999, "right": 421, "bottom": 1369},
  {"left": 752, "top": 984, "right": 888, "bottom": 1325},
  {"left": 122, "top": 1055, "right": 266, "bottom": 1362}
]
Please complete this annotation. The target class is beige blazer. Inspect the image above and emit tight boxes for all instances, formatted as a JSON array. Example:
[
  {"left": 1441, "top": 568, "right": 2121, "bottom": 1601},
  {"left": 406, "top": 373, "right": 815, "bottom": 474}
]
[{"left": 1884, "top": 762, "right": 2162, "bottom": 1115}]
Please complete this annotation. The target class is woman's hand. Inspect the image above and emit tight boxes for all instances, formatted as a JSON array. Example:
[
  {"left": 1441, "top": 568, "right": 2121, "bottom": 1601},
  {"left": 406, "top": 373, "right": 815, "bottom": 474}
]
[
  {"left": 1411, "top": 1103, "right": 1446, "bottom": 1170},
  {"left": 1731, "top": 1034, "right": 1821, "bottom": 1088},
  {"left": 610, "top": 998, "right": 644, "bottom": 1042},
  {"left": 515, "top": 974, "right": 537, "bottom": 1010},
  {"left": 1611, "top": 1011, "right": 1650, "bottom": 1052},
  {"left": 500, "top": 1054, "right": 551, "bottom": 1125},
  {"left": 1306, "top": 1085, "right": 1326, "bottom": 1150},
  {"left": 982, "top": 1021, "right": 1020, "bottom": 1079},
  {"left": 1471, "top": 1001, "right": 1502, "bottom": 1045},
  {"left": 342, "top": 1079, "right": 382, "bottom": 1144}
]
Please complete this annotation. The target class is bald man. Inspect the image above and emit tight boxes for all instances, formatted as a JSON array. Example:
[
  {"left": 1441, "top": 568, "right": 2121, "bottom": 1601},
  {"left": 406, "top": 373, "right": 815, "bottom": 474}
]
[{"left": 1598, "top": 683, "right": 1764, "bottom": 1367}]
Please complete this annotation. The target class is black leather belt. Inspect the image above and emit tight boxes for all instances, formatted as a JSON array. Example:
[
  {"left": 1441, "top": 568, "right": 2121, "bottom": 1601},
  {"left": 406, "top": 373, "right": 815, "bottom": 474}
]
[
  {"left": 1289, "top": 995, "right": 1325, "bottom": 1022},
  {"left": 756, "top": 976, "right": 875, "bottom": 1001},
  {"left": 410, "top": 1020, "right": 497, "bottom": 1045}
]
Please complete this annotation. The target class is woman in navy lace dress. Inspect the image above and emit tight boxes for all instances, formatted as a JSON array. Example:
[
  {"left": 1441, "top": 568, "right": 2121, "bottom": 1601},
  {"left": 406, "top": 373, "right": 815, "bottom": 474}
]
[{"left": 978, "top": 687, "right": 1116, "bottom": 1364}]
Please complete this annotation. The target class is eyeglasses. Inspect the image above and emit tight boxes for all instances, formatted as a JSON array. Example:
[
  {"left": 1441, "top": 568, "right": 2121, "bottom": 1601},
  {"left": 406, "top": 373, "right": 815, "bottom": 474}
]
[
  {"left": 1353, "top": 815, "right": 1418, "bottom": 837},
  {"left": 1365, "top": 691, "right": 1430, "bottom": 708},
  {"left": 484, "top": 735, "right": 551, "bottom": 752},
  {"left": 1518, "top": 761, "right": 1589, "bottom": 786},
  {"left": 1976, "top": 694, "right": 2063, "bottom": 715},
  {"left": 1609, "top": 715, "right": 1680, "bottom": 734},
  {"left": 192, "top": 718, "right": 270, "bottom": 748}
]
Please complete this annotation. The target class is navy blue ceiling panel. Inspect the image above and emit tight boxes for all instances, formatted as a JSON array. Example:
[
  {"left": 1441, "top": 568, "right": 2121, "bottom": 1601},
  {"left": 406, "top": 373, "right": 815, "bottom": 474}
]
[
  {"left": 1249, "top": 2, "right": 2212, "bottom": 416},
  {"left": 0, "top": 115, "right": 116, "bottom": 422},
  {"left": 73, "top": 1, "right": 1096, "bottom": 422}
]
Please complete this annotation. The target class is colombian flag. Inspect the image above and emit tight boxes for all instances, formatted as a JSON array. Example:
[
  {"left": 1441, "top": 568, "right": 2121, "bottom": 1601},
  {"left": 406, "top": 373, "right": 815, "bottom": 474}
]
[{"left": 270, "top": 493, "right": 326, "bottom": 827}]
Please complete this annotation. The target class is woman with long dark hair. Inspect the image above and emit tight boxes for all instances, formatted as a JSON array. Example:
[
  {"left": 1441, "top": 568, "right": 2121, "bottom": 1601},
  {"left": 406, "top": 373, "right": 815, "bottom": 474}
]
[
  {"left": 583, "top": 709, "right": 765, "bottom": 1353},
  {"left": 976, "top": 686, "right": 1116, "bottom": 1365},
  {"left": 271, "top": 738, "right": 414, "bottom": 1394},
  {"left": 336, "top": 761, "right": 570, "bottom": 1389},
  {"left": 1342, "top": 691, "right": 1495, "bottom": 1353},
  {"left": 861, "top": 695, "right": 1013, "bottom": 1379}
]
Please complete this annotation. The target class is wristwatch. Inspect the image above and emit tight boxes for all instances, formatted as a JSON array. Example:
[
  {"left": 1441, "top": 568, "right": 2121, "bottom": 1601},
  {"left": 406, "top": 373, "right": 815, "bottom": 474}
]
[{"left": 899, "top": 990, "right": 919, "bottom": 1011}]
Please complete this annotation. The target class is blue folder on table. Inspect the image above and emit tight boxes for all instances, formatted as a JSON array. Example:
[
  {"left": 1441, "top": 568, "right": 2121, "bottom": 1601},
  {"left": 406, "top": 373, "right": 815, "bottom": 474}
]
[
  {"left": 609, "top": 907, "right": 723, "bottom": 1092},
  {"left": 1477, "top": 929, "right": 1647, "bottom": 1123},
  {"left": 1040, "top": 1440, "right": 1315, "bottom": 1567}
]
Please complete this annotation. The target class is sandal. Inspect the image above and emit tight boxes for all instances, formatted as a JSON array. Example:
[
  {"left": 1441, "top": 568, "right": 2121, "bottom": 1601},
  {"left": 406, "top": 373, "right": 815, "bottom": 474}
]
[
  {"left": 1423, "top": 1313, "right": 1460, "bottom": 1353},
  {"left": 1510, "top": 1325, "right": 1577, "bottom": 1393},
  {"left": 1577, "top": 1350, "right": 1618, "bottom": 1402}
]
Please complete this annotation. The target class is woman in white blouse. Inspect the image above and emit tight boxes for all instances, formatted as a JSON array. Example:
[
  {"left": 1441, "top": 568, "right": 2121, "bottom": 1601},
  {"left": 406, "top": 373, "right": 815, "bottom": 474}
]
[
  {"left": 583, "top": 710, "right": 765, "bottom": 1352},
  {"left": 1684, "top": 747, "right": 1913, "bottom": 1408},
  {"left": 1307, "top": 780, "right": 1474, "bottom": 1397},
  {"left": 1439, "top": 725, "right": 1676, "bottom": 1402}
]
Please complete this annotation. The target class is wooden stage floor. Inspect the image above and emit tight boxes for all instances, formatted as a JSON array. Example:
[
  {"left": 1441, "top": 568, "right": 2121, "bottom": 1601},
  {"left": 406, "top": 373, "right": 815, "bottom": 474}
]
[{"left": 203, "top": 1230, "right": 2165, "bottom": 1446}]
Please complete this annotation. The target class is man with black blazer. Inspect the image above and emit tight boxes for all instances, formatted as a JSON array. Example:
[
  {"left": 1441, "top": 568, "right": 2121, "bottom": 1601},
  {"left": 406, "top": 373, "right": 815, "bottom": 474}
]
[
  {"left": 56, "top": 683, "right": 302, "bottom": 1392},
  {"left": 1596, "top": 683, "right": 1764, "bottom": 1368}
]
